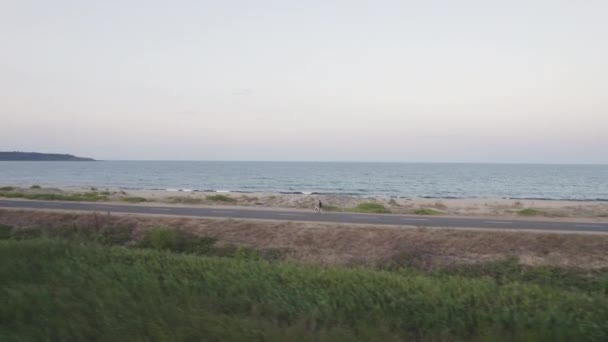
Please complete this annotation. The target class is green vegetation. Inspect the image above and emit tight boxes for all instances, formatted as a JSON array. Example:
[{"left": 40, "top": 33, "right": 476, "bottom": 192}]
[
  {"left": 354, "top": 202, "right": 390, "bottom": 213},
  {"left": 326, "top": 202, "right": 390, "bottom": 214},
  {"left": 518, "top": 208, "right": 541, "bottom": 216},
  {"left": 206, "top": 194, "right": 236, "bottom": 202},
  {"left": 0, "top": 224, "right": 12, "bottom": 239},
  {"left": 0, "top": 186, "right": 15, "bottom": 191},
  {"left": 1, "top": 235, "right": 607, "bottom": 341},
  {"left": 0, "top": 224, "right": 607, "bottom": 340},
  {"left": 30, "top": 185, "right": 41, "bottom": 189},
  {"left": 415, "top": 208, "right": 441, "bottom": 215},
  {"left": 0, "top": 191, "right": 108, "bottom": 202},
  {"left": 137, "top": 228, "right": 216, "bottom": 254},
  {"left": 430, "top": 257, "right": 608, "bottom": 293},
  {"left": 121, "top": 196, "right": 147, "bottom": 203},
  {"left": 168, "top": 196, "right": 204, "bottom": 204}
]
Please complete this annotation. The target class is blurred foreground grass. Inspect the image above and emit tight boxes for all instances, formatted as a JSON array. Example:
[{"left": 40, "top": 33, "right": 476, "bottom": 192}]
[{"left": 0, "top": 222, "right": 607, "bottom": 341}]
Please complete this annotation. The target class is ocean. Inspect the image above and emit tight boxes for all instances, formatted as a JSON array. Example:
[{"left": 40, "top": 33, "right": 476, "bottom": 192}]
[{"left": 1, "top": 161, "right": 607, "bottom": 201}]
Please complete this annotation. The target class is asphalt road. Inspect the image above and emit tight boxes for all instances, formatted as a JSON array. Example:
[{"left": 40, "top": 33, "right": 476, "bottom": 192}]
[{"left": 1, "top": 199, "right": 607, "bottom": 233}]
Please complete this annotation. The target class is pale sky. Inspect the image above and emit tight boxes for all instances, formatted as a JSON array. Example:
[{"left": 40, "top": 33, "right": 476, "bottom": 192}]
[{"left": 1, "top": 0, "right": 607, "bottom": 162}]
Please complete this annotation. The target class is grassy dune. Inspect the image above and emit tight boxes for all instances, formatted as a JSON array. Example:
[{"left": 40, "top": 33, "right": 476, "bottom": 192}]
[
  {"left": 0, "top": 190, "right": 108, "bottom": 201},
  {"left": 0, "top": 222, "right": 607, "bottom": 341}
]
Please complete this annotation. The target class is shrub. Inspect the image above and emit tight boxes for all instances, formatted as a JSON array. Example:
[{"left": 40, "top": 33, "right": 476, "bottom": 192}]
[
  {"left": 206, "top": 194, "right": 236, "bottom": 202},
  {"left": 415, "top": 208, "right": 440, "bottom": 215},
  {"left": 30, "top": 185, "right": 41, "bottom": 189},
  {"left": 354, "top": 203, "right": 390, "bottom": 213},
  {"left": 518, "top": 208, "right": 540, "bottom": 216},
  {"left": 121, "top": 196, "right": 147, "bottom": 203},
  {"left": 169, "top": 196, "right": 204, "bottom": 204},
  {"left": 0, "top": 186, "right": 15, "bottom": 191}
]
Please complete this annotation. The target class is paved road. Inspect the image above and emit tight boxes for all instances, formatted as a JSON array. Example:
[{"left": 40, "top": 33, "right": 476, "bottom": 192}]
[{"left": 1, "top": 199, "right": 607, "bottom": 233}]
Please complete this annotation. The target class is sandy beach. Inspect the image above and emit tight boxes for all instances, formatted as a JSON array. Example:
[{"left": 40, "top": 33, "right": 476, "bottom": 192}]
[{"left": 3, "top": 185, "right": 607, "bottom": 222}]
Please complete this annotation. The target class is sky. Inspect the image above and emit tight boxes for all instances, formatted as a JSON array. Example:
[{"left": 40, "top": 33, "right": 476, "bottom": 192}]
[{"left": 1, "top": 0, "right": 607, "bottom": 163}]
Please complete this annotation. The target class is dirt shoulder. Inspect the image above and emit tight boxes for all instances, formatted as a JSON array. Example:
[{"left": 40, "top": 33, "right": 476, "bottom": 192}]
[{"left": 2, "top": 209, "right": 608, "bottom": 270}]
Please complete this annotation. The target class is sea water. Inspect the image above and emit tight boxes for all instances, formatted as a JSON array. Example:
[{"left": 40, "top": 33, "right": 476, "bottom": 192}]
[{"left": 1, "top": 161, "right": 607, "bottom": 201}]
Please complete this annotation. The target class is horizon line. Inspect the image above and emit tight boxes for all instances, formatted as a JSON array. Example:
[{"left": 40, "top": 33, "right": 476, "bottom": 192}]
[{"left": 89, "top": 159, "right": 608, "bottom": 165}]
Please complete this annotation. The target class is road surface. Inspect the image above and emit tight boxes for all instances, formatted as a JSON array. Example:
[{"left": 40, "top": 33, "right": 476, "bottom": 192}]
[{"left": 1, "top": 199, "right": 607, "bottom": 233}]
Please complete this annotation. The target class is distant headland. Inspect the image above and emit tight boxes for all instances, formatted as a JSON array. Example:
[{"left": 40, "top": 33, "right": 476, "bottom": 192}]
[{"left": 0, "top": 152, "right": 95, "bottom": 161}]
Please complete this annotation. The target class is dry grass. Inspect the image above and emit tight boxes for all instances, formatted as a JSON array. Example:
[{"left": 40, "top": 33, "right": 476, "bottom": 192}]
[
  {"left": 3, "top": 185, "right": 608, "bottom": 220},
  {"left": 2, "top": 209, "right": 608, "bottom": 270},
  {"left": 433, "top": 201, "right": 448, "bottom": 210}
]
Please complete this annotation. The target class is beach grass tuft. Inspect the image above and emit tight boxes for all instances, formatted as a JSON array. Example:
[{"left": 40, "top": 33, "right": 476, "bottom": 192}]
[
  {"left": 518, "top": 208, "right": 541, "bottom": 216},
  {"left": 324, "top": 203, "right": 390, "bottom": 214},
  {"left": 0, "top": 191, "right": 108, "bottom": 202},
  {"left": 354, "top": 202, "right": 390, "bottom": 213},
  {"left": 206, "top": 194, "right": 236, "bottom": 202},
  {"left": 415, "top": 208, "right": 441, "bottom": 215},
  {"left": 169, "top": 196, "right": 204, "bottom": 204},
  {"left": 121, "top": 196, "right": 147, "bottom": 203}
]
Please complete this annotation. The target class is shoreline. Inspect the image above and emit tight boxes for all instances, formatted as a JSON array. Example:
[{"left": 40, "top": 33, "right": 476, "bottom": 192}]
[
  {"left": 1, "top": 184, "right": 607, "bottom": 221},
  {"left": 4, "top": 183, "right": 608, "bottom": 202}
]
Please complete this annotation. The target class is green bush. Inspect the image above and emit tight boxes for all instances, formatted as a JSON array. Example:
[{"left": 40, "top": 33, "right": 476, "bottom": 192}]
[
  {"left": 518, "top": 208, "right": 541, "bottom": 216},
  {"left": 206, "top": 194, "right": 236, "bottom": 202},
  {"left": 121, "top": 196, "right": 147, "bottom": 203},
  {"left": 0, "top": 186, "right": 15, "bottom": 191},
  {"left": 415, "top": 208, "right": 440, "bottom": 215},
  {"left": 30, "top": 185, "right": 41, "bottom": 189},
  {"left": 353, "top": 203, "right": 390, "bottom": 213},
  {"left": 169, "top": 196, "right": 204, "bottom": 204}
]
